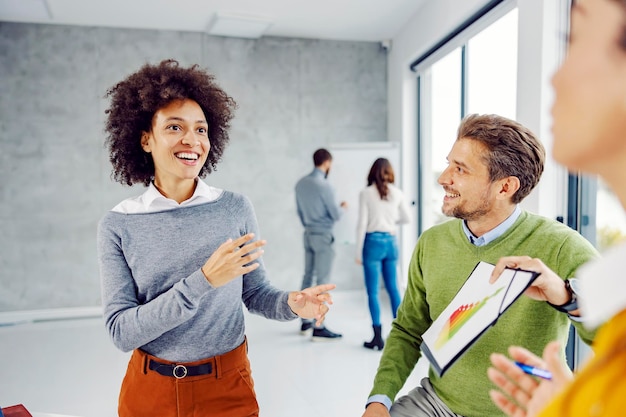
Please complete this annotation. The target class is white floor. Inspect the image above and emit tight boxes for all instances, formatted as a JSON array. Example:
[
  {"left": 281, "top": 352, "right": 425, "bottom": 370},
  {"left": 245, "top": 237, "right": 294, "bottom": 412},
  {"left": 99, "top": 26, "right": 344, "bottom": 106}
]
[{"left": 0, "top": 290, "right": 429, "bottom": 417}]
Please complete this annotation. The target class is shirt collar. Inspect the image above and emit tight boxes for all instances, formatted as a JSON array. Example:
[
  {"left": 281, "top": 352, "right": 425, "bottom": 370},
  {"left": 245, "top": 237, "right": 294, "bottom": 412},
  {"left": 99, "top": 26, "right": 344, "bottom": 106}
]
[
  {"left": 462, "top": 205, "right": 521, "bottom": 246},
  {"left": 313, "top": 168, "right": 326, "bottom": 178},
  {"left": 142, "top": 179, "right": 221, "bottom": 211},
  {"left": 580, "top": 242, "right": 626, "bottom": 329},
  {"left": 111, "top": 179, "right": 222, "bottom": 214}
]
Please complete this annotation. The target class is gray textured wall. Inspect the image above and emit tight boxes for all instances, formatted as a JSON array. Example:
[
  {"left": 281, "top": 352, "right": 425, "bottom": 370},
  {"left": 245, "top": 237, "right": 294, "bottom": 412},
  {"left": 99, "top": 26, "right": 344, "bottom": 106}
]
[{"left": 0, "top": 22, "right": 387, "bottom": 311}]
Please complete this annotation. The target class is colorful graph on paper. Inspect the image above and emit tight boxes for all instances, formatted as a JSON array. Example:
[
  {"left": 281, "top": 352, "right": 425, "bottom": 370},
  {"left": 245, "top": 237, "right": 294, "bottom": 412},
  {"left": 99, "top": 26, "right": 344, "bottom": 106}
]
[
  {"left": 434, "top": 287, "right": 504, "bottom": 349},
  {"left": 420, "top": 261, "right": 539, "bottom": 377}
]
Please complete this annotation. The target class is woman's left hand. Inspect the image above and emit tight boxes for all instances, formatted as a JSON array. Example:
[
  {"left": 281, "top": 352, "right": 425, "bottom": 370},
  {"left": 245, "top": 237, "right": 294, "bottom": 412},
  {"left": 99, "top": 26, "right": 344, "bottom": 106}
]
[
  {"left": 288, "top": 284, "right": 336, "bottom": 326},
  {"left": 487, "top": 341, "right": 573, "bottom": 417}
]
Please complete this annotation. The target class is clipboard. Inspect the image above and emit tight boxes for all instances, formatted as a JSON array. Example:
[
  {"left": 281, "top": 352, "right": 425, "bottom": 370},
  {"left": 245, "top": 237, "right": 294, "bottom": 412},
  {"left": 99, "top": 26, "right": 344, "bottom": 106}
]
[{"left": 421, "top": 261, "right": 539, "bottom": 376}]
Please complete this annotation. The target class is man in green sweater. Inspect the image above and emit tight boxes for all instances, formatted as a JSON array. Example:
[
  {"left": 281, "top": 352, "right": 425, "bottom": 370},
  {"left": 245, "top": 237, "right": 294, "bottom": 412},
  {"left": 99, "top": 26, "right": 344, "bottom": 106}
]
[{"left": 362, "top": 114, "right": 598, "bottom": 417}]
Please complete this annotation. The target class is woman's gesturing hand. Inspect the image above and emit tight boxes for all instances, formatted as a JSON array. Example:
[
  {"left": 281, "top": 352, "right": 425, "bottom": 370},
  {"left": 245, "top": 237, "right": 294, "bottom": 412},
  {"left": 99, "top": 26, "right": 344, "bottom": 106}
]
[
  {"left": 488, "top": 342, "right": 574, "bottom": 417},
  {"left": 288, "top": 284, "right": 336, "bottom": 326},
  {"left": 201, "top": 233, "right": 266, "bottom": 287}
]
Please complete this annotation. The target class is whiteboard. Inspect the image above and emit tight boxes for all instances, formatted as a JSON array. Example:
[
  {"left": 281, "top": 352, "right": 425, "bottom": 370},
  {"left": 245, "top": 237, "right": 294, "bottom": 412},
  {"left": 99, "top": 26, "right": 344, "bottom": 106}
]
[{"left": 328, "top": 142, "right": 401, "bottom": 245}]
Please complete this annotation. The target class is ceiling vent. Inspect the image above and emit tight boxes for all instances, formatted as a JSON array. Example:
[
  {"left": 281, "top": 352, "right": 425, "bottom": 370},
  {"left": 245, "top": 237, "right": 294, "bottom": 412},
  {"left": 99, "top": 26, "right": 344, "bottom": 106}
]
[{"left": 206, "top": 12, "right": 273, "bottom": 39}]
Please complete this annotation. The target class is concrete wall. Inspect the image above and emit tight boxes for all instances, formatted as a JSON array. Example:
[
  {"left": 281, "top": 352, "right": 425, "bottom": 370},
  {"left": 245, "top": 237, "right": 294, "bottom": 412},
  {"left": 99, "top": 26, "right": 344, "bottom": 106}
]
[{"left": 0, "top": 22, "right": 387, "bottom": 311}]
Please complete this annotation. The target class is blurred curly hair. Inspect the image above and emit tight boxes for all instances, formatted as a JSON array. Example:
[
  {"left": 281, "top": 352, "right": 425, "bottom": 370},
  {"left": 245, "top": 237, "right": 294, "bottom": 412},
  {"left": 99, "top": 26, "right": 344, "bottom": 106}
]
[{"left": 104, "top": 59, "right": 237, "bottom": 186}]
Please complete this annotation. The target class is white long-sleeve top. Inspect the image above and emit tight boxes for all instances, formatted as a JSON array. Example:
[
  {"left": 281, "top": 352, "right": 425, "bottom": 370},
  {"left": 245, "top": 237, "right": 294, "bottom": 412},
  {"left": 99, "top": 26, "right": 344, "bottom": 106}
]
[{"left": 355, "top": 183, "right": 411, "bottom": 260}]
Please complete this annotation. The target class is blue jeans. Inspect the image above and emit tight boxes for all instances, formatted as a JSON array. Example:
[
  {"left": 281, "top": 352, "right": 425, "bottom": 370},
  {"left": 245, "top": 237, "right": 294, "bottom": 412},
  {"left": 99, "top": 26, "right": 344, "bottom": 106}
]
[
  {"left": 362, "top": 232, "right": 401, "bottom": 326},
  {"left": 301, "top": 230, "right": 335, "bottom": 290}
]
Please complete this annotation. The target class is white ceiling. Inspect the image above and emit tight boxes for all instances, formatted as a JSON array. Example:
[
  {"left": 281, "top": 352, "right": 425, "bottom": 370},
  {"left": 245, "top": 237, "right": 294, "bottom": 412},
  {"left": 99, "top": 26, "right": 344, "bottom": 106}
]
[{"left": 0, "top": 0, "right": 429, "bottom": 42}]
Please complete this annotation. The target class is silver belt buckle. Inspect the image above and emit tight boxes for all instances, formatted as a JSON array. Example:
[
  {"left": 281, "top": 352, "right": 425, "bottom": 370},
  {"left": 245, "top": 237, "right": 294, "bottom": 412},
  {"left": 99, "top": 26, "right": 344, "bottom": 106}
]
[{"left": 173, "top": 364, "right": 188, "bottom": 379}]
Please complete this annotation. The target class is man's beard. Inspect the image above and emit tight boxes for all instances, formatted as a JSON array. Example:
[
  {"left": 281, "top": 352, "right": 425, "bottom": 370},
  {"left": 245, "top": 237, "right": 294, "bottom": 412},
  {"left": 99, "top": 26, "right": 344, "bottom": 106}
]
[
  {"left": 442, "top": 189, "right": 492, "bottom": 221},
  {"left": 445, "top": 203, "right": 491, "bottom": 221}
]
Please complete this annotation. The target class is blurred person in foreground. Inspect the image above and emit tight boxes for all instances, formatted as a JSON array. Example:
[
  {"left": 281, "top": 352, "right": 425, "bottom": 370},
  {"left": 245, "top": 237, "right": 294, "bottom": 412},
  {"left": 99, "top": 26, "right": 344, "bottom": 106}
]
[{"left": 488, "top": 0, "right": 626, "bottom": 415}]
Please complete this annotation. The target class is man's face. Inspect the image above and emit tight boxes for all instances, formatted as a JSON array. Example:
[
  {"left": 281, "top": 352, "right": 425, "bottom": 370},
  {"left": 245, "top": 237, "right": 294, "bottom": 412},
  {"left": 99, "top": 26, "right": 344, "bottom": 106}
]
[{"left": 437, "top": 138, "right": 500, "bottom": 221}]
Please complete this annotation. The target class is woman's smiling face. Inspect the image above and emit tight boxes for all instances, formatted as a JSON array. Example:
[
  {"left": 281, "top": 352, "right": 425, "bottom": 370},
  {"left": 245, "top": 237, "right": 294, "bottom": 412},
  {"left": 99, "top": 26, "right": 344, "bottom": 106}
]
[{"left": 141, "top": 99, "right": 210, "bottom": 190}]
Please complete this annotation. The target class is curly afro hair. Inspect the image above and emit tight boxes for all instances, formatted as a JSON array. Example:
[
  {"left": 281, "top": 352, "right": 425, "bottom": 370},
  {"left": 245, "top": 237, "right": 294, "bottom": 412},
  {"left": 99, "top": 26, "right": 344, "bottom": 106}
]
[{"left": 104, "top": 59, "right": 237, "bottom": 186}]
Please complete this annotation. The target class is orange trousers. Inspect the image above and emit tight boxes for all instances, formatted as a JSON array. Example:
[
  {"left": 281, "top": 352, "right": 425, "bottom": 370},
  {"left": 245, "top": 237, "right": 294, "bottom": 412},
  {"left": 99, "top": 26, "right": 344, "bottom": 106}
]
[{"left": 118, "top": 340, "right": 259, "bottom": 417}]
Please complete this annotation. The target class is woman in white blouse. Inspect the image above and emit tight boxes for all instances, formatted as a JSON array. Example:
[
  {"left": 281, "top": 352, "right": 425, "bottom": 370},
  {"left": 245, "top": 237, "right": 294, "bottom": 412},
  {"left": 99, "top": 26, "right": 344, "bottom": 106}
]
[{"left": 356, "top": 158, "right": 411, "bottom": 350}]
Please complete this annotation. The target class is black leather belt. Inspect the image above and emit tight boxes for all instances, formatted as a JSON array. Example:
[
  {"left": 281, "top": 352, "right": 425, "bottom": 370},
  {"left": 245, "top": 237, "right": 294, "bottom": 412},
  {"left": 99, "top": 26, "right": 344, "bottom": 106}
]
[{"left": 148, "top": 359, "right": 213, "bottom": 379}]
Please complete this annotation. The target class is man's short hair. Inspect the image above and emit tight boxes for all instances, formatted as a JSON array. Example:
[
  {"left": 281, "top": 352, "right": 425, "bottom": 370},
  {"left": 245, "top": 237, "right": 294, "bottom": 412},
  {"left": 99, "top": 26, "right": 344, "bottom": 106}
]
[
  {"left": 457, "top": 114, "right": 545, "bottom": 204},
  {"left": 313, "top": 148, "right": 332, "bottom": 167}
]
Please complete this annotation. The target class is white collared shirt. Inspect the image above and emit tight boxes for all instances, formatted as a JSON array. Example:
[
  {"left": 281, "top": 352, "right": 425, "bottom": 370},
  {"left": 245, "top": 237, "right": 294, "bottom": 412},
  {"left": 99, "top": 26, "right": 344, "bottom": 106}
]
[
  {"left": 579, "top": 242, "right": 626, "bottom": 330},
  {"left": 111, "top": 179, "right": 223, "bottom": 214}
]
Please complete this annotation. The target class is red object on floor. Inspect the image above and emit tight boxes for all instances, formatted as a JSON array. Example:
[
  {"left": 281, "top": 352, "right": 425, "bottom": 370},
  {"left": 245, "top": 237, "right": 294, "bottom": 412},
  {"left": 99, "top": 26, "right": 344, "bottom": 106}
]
[{"left": 1, "top": 404, "right": 32, "bottom": 417}]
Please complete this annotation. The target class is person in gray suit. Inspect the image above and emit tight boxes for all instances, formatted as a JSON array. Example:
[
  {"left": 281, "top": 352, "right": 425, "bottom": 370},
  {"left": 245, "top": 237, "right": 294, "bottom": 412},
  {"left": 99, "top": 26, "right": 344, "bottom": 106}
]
[{"left": 295, "top": 148, "right": 347, "bottom": 341}]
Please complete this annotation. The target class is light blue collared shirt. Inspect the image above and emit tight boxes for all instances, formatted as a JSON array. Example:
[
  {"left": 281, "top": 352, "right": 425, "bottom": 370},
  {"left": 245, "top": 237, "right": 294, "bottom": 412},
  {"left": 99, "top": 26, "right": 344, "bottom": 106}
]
[{"left": 462, "top": 205, "right": 521, "bottom": 246}]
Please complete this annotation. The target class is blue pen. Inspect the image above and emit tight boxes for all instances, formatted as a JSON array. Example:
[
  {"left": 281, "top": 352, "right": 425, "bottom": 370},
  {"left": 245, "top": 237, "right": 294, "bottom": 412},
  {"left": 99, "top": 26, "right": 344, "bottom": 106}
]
[{"left": 514, "top": 361, "right": 553, "bottom": 380}]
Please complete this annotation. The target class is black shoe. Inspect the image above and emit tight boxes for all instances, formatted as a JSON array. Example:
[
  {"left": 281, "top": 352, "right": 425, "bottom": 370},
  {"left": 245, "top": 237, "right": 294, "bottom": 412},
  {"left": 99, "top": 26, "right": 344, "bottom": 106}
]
[
  {"left": 300, "top": 321, "right": 313, "bottom": 335},
  {"left": 311, "top": 327, "right": 343, "bottom": 341},
  {"left": 363, "top": 325, "right": 384, "bottom": 350}
]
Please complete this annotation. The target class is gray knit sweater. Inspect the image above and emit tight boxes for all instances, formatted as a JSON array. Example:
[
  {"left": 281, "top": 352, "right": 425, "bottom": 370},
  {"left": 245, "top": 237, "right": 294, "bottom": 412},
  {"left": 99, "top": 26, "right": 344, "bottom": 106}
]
[{"left": 97, "top": 191, "right": 297, "bottom": 362}]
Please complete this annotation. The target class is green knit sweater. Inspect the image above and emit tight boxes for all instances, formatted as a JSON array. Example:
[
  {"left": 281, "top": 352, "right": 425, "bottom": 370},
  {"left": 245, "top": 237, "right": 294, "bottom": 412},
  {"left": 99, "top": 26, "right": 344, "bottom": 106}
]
[{"left": 370, "top": 211, "right": 598, "bottom": 417}]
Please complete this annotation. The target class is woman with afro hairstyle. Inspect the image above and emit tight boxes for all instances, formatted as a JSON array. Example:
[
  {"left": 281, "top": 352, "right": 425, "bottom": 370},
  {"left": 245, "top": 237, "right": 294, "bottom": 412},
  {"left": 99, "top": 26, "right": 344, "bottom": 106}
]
[
  {"left": 98, "top": 59, "right": 336, "bottom": 417},
  {"left": 355, "top": 158, "right": 410, "bottom": 351}
]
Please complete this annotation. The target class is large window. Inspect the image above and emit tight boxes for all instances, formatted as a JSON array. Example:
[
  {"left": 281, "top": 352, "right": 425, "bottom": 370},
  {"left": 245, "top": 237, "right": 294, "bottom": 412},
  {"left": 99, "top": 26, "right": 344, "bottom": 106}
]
[
  {"left": 593, "top": 180, "right": 626, "bottom": 251},
  {"left": 415, "top": 6, "right": 518, "bottom": 233},
  {"left": 421, "top": 48, "right": 462, "bottom": 231},
  {"left": 466, "top": 10, "right": 518, "bottom": 118}
]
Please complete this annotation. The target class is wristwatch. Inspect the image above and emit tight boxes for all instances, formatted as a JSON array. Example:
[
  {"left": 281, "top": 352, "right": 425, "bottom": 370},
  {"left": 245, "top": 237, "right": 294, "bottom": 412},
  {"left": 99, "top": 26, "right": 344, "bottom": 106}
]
[{"left": 548, "top": 278, "right": 579, "bottom": 313}]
